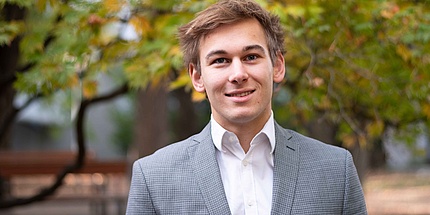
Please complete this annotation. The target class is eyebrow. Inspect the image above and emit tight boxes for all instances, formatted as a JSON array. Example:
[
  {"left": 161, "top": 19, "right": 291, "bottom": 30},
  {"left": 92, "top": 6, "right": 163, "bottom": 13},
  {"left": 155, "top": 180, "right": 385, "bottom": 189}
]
[
  {"left": 243, "top": 44, "right": 265, "bottom": 53},
  {"left": 204, "top": 44, "right": 266, "bottom": 61}
]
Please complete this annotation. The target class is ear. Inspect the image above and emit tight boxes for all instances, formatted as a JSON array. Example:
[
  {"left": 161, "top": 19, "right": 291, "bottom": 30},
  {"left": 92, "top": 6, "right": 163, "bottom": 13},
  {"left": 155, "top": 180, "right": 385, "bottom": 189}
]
[
  {"left": 189, "top": 63, "right": 206, "bottom": 93},
  {"left": 273, "top": 51, "right": 286, "bottom": 83}
]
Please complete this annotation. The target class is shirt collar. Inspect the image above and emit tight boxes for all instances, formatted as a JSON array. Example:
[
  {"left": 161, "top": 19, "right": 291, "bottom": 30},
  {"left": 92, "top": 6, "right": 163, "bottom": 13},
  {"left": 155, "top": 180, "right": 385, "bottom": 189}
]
[{"left": 211, "top": 112, "right": 276, "bottom": 154}]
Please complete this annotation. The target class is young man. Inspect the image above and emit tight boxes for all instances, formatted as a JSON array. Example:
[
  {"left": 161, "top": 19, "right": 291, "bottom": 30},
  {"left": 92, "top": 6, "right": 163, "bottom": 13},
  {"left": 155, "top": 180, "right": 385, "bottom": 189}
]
[{"left": 126, "top": 0, "right": 367, "bottom": 214}]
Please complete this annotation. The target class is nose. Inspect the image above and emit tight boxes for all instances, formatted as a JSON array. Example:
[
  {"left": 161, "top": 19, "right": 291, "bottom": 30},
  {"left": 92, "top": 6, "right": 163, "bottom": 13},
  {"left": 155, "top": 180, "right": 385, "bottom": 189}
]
[{"left": 228, "top": 59, "right": 248, "bottom": 84}]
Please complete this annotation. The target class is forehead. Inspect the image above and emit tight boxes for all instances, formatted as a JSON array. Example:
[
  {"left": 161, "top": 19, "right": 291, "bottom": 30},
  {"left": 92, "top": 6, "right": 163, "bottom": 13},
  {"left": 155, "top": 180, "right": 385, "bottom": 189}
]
[{"left": 199, "top": 18, "right": 268, "bottom": 56}]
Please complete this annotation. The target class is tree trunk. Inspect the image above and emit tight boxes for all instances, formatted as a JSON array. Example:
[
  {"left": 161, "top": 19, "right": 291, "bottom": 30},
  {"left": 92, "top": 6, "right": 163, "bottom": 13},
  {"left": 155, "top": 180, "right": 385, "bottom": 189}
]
[
  {"left": 0, "top": 4, "right": 25, "bottom": 150},
  {"left": 350, "top": 141, "right": 369, "bottom": 184},
  {"left": 305, "top": 115, "right": 369, "bottom": 183},
  {"left": 170, "top": 88, "right": 199, "bottom": 142},
  {"left": 0, "top": 3, "right": 25, "bottom": 202},
  {"left": 130, "top": 82, "right": 169, "bottom": 162},
  {"left": 305, "top": 116, "right": 339, "bottom": 146}
]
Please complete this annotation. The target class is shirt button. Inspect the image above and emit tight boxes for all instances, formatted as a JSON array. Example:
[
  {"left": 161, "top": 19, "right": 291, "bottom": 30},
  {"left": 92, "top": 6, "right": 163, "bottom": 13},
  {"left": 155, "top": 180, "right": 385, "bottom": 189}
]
[
  {"left": 242, "top": 160, "right": 249, "bottom": 166},
  {"left": 248, "top": 200, "right": 253, "bottom": 206}
]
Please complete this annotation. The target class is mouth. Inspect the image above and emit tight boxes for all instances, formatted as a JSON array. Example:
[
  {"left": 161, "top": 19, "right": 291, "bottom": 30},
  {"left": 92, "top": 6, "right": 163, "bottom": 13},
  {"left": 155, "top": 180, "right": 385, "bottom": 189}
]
[{"left": 225, "top": 90, "right": 255, "bottom": 97}]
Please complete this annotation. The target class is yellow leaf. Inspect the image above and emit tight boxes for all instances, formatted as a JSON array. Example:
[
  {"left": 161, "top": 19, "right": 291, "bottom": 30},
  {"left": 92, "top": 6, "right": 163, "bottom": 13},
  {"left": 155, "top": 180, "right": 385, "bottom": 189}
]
[
  {"left": 168, "top": 45, "right": 181, "bottom": 57},
  {"left": 129, "top": 16, "right": 151, "bottom": 37},
  {"left": 285, "top": 5, "right": 305, "bottom": 19},
  {"left": 103, "top": 0, "right": 124, "bottom": 13},
  {"left": 366, "top": 120, "right": 384, "bottom": 138},
  {"left": 150, "top": 73, "right": 167, "bottom": 89},
  {"left": 340, "top": 134, "right": 356, "bottom": 149},
  {"left": 36, "top": 0, "right": 48, "bottom": 11},
  {"left": 82, "top": 80, "right": 98, "bottom": 99},
  {"left": 381, "top": 10, "right": 394, "bottom": 19},
  {"left": 192, "top": 90, "right": 206, "bottom": 102},
  {"left": 396, "top": 44, "right": 412, "bottom": 62},
  {"left": 358, "top": 134, "right": 367, "bottom": 149},
  {"left": 169, "top": 72, "right": 191, "bottom": 90},
  {"left": 380, "top": 3, "right": 399, "bottom": 19},
  {"left": 423, "top": 103, "right": 430, "bottom": 119},
  {"left": 67, "top": 74, "right": 79, "bottom": 88}
]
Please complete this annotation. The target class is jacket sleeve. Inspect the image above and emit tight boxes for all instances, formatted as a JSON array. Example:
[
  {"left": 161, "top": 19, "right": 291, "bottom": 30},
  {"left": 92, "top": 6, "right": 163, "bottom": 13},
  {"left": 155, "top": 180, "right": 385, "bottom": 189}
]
[
  {"left": 126, "top": 160, "right": 157, "bottom": 215},
  {"left": 343, "top": 151, "right": 368, "bottom": 215}
]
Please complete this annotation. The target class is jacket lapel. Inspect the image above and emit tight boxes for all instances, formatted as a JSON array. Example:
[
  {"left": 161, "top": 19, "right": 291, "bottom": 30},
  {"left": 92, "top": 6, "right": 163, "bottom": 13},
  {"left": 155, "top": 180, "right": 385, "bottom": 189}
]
[
  {"left": 271, "top": 123, "right": 299, "bottom": 215},
  {"left": 188, "top": 124, "right": 231, "bottom": 215}
]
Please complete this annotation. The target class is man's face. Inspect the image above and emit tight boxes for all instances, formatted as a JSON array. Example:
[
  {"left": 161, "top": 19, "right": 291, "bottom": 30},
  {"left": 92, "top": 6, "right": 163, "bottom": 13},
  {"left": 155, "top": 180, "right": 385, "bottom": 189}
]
[{"left": 190, "top": 18, "right": 285, "bottom": 130}]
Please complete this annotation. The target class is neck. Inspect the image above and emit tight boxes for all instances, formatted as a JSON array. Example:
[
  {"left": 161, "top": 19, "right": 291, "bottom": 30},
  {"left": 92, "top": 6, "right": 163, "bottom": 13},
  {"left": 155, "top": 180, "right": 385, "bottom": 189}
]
[
  {"left": 232, "top": 125, "right": 260, "bottom": 153},
  {"left": 217, "top": 113, "right": 271, "bottom": 153}
]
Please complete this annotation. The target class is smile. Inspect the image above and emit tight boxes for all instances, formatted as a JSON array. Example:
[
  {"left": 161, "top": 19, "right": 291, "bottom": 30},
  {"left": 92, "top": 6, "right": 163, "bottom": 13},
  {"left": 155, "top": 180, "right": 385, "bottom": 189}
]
[{"left": 226, "top": 90, "right": 255, "bottom": 97}]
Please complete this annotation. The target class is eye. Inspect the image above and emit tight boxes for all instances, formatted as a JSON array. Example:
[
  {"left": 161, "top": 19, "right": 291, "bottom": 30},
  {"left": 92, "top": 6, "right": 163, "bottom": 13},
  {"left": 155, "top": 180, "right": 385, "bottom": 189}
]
[
  {"left": 212, "top": 58, "right": 229, "bottom": 64},
  {"left": 244, "top": 54, "right": 259, "bottom": 61}
]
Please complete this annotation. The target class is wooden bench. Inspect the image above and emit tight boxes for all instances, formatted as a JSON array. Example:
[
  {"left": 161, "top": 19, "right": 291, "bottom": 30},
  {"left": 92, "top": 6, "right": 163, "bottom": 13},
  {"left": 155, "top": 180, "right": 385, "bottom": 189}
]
[
  {"left": 0, "top": 151, "right": 127, "bottom": 177},
  {"left": 0, "top": 150, "right": 129, "bottom": 215}
]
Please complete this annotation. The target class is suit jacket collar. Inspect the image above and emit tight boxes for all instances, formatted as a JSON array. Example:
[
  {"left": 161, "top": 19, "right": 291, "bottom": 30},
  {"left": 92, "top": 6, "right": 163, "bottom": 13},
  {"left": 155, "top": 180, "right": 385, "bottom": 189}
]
[
  {"left": 188, "top": 122, "right": 299, "bottom": 215},
  {"left": 188, "top": 123, "right": 231, "bottom": 215},
  {"left": 271, "top": 122, "right": 299, "bottom": 214}
]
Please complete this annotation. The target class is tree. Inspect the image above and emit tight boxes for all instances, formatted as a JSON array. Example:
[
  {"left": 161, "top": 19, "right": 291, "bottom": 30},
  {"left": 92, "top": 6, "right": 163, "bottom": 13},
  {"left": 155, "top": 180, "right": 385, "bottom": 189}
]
[
  {"left": 0, "top": 2, "right": 25, "bottom": 150},
  {"left": 1, "top": 0, "right": 429, "bottom": 208},
  {"left": 268, "top": 0, "right": 430, "bottom": 176},
  {"left": 0, "top": 0, "right": 206, "bottom": 208}
]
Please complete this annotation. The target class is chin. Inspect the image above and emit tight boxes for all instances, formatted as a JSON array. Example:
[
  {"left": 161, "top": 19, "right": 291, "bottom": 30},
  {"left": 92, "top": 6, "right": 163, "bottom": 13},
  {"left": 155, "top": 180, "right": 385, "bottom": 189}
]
[{"left": 227, "top": 111, "right": 259, "bottom": 124}]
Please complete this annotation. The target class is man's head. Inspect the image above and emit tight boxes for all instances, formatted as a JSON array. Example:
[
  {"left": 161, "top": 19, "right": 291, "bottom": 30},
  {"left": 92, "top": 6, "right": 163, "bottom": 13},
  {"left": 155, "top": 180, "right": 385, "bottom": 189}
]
[
  {"left": 177, "top": 0, "right": 286, "bottom": 131},
  {"left": 178, "top": 0, "right": 285, "bottom": 73}
]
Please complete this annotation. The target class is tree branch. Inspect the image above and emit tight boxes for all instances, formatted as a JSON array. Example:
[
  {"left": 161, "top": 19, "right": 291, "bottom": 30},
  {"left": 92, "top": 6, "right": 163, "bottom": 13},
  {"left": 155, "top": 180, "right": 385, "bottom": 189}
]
[
  {"left": 0, "top": 94, "right": 42, "bottom": 148},
  {"left": 0, "top": 84, "right": 129, "bottom": 209}
]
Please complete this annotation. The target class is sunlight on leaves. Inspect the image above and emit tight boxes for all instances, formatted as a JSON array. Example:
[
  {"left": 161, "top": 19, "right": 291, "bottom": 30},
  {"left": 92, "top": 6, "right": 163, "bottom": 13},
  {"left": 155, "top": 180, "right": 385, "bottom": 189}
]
[{"left": 82, "top": 80, "right": 98, "bottom": 99}]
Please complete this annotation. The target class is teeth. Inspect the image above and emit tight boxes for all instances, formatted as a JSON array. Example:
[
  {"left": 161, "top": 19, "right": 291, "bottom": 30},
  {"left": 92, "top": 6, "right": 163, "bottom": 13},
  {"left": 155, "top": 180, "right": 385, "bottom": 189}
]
[{"left": 231, "top": 91, "right": 251, "bottom": 97}]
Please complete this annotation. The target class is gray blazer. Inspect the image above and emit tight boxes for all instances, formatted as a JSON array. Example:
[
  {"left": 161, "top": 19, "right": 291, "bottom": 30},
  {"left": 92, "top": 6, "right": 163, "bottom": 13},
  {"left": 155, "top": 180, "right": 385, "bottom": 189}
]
[{"left": 126, "top": 122, "right": 367, "bottom": 214}]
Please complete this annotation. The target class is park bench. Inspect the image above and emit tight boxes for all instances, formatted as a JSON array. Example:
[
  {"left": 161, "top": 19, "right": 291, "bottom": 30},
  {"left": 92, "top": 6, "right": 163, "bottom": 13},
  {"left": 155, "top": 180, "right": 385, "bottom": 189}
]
[
  {"left": 0, "top": 150, "right": 129, "bottom": 215},
  {"left": 0, "top": 151, "right": 127, "bottom": 176}
]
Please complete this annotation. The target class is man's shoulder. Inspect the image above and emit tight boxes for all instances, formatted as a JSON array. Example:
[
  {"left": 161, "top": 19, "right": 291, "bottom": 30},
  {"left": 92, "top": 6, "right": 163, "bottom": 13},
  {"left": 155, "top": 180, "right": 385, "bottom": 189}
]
[
  {"left": 277, "top": 126, "right": 352, "bottom": 173},
  {"left": 277, "top": 125, "right": 348, "bottom": 159},
  {"left": 137, "top": 134, "right": 198, "bottom": 165},
  {"left": 132, "top": 125, "right": 214, "bottom": 177}
]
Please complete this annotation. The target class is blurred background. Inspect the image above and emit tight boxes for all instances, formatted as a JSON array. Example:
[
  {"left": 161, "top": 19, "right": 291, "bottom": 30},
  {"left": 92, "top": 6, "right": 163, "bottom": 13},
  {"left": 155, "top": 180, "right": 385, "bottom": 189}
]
[{"left": 1, "top": 0, "right": 429, "bottom": 214}]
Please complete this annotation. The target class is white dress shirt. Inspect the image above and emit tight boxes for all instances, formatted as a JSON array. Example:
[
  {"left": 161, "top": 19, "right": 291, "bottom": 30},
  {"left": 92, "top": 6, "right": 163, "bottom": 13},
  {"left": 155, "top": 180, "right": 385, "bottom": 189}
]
[{"left": 211, "top": 113, "right": 276, "bottom": 215}]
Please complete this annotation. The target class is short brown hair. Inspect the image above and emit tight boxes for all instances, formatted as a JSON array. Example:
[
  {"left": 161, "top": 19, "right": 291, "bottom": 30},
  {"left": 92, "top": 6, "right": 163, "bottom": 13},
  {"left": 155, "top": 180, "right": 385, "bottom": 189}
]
[{"left": 178, "top": 0, "right": 285, "bottom": 72}]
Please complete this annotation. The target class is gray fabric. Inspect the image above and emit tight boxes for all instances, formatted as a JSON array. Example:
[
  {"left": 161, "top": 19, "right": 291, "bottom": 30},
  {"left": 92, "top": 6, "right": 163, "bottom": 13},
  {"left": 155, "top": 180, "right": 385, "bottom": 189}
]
[{"left": 126, "top": 122, "right": 367, "bottom": 215}]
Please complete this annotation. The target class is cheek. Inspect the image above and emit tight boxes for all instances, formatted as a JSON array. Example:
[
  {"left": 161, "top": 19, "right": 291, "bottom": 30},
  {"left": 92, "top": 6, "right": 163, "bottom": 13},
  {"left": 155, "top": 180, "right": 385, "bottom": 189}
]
[
  {"left": 202, "top": 74, "right": 224, "bottom": 90},
  {"left": 205, "top": 82, "right": 223, "bottom": 96},
  {"left": 257, "top": 71, "right": 274, "bottom": 86}
]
